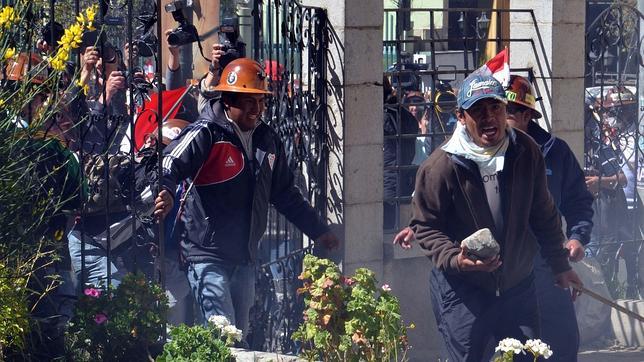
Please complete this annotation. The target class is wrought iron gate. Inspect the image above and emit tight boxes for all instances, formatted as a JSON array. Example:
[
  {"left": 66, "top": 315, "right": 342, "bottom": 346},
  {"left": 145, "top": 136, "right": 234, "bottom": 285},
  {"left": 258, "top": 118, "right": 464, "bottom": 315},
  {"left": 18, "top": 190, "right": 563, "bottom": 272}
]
[
  {"left": 584, "top": 1, "right": 644, "bottom": 299},
  {"left": 247, "top": 0, "right": 329, "bottom": 354}
]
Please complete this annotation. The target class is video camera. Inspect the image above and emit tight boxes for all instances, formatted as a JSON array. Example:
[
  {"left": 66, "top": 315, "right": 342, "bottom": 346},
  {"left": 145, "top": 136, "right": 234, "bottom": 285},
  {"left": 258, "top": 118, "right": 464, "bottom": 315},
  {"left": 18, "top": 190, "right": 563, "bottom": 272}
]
[
  {"left": 387, "top": 61, "right": 428, "bottom": 92},
  {"left": 165, "top": 0, "right": 199, "bottom": 47},
  {"left": 217, "top": 17, "right": 246, "bottom": 70}
]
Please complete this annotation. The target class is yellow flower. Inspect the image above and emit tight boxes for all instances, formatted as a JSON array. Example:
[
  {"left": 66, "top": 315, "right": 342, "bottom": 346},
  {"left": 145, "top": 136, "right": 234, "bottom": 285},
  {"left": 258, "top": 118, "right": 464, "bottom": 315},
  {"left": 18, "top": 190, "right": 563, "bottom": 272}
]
[
  {"left": 76, "top": 13, "right": 86, "bottom": 26},
  {"left": 85, "top": 5, "right": 97, "bottom": 23},
  {"left": 3, "top": 47, "right": 15, "bottom": 60},
  {"left": 0, "top": 7, "right": 16, "bottom": 28},
  {"left": 50, "top": 53, "right": 67, "bottom": 71}
]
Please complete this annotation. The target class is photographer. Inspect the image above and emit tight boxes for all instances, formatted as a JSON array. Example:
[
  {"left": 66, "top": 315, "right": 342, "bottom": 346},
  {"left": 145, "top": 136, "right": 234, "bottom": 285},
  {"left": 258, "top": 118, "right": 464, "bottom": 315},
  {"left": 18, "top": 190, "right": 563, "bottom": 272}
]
[{"left": 198, "top": 18, "right": 246, "bottom": 114}]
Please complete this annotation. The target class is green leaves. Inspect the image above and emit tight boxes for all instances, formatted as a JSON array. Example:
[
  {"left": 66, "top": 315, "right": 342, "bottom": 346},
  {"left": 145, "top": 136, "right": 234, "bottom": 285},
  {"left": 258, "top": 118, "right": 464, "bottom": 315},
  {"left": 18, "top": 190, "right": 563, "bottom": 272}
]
[
  {"left": 66, "top": 273, "right": 169, "bottom": 361},
  {"left": 293, "top": 255, "right": 411, "bottom": 362},
  {"left": 156, "top": 324, "right": 234, "bottom": 362}
]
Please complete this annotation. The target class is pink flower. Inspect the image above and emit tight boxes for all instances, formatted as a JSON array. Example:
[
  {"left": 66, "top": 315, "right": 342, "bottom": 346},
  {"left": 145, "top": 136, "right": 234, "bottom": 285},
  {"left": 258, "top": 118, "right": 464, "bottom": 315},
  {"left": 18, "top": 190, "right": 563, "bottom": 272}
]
[
  {"left": 381, "top": 284, "right": 391, "bottom": 292},
  {"left": 94, "top": 313, "right": 108, "bottom": 324},
  {"left": 342, "top": 277, "right": 355, "bottom": 286},
  {"left": 84, "top": 288, "right": 101, "bottom": 298}
]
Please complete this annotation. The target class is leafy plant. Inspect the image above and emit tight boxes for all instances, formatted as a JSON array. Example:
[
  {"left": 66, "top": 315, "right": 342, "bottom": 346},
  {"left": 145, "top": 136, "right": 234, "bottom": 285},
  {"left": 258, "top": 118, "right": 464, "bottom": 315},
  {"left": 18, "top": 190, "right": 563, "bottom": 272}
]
[
  {"left": 293, "top": 254, "right": 411, "bottom": 361},
  {"left": 0, "top": 2, "right": 95, "bottom": 359},
  {"left": 66, "top": 272, "right": 169, "bottom": 361},
  {"left": 156, "top": 316, "right": 242, "bottom": 362}
]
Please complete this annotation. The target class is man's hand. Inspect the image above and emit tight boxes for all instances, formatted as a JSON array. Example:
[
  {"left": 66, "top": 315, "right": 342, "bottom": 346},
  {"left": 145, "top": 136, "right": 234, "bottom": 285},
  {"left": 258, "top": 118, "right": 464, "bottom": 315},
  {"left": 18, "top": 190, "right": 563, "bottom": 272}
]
[
  {"left": 79, "top": 46, "right": 100, "bottom": 86},
  {"left": 565, "top": 239, "right": 585, "bottom": 262},
  {"left": 210, "top": 43, "right": 225, "bottom": 72},
  {"left": 393, "top": 227, "right": 414, "bottom": 249},
  {"left": 555, "top": 269, "right": 583, "bottom": 301},
  {"left": 154, "top": 189, "right": 174, "bottom": 221},
  {"left": 164, "top": 29, "right": 180, "bottom": 71},
  {"left": 585, "top": 175, "right": 600, "bottom": 194},
  {"left": 316, "top": 231, "right": 340, "bottom": 250},
  {"left": 456, "top": 246, "right": 502, "bottom": 272},
  {"left": 103, "top": 70, "right": 126, "bottom": 105},
  {"left": 81, "top": 46, "right": 100, "bottom": 71}
]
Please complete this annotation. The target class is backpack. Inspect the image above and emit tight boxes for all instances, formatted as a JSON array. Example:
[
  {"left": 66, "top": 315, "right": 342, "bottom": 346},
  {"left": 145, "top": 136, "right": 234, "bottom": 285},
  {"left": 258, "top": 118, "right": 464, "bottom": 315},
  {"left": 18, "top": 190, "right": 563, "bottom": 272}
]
[
  {"left": 83, "top": 152, "right": 132, "bottom": 214},
  {"left": 82, "top": 148, "right": 160, "bottom": 250}
]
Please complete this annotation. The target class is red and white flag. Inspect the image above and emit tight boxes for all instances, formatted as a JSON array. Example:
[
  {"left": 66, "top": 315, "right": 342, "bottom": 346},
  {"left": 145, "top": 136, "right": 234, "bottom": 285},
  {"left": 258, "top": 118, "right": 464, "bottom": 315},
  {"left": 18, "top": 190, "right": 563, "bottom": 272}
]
[
  {"left": 473, "top": 47, "right": 510, "bottom": 87},
  {"left": 133, "top": 86, "right": 187, "bottom": 150}
]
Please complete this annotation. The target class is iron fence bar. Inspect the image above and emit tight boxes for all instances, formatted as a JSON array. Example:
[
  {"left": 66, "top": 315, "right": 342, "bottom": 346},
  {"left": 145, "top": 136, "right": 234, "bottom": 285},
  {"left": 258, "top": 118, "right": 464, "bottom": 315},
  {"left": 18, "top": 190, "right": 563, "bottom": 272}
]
[
  {"left": 101, "top": 1, "right": 113, "bottom": 291},
  {"left": 155, "top": 0, "right": 166, "bottom": 300}
]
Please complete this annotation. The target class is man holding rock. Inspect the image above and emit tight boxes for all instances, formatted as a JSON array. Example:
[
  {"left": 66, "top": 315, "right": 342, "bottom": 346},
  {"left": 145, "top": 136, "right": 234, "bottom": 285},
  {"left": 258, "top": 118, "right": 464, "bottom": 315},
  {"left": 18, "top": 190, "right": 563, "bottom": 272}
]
[{"left": 409, "top": 73, "right": 582, "bottom": 361}]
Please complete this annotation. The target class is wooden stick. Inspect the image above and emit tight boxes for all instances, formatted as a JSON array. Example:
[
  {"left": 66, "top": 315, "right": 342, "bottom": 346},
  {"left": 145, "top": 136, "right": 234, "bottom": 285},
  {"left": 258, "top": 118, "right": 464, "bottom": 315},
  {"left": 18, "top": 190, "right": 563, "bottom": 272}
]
[{"left": 571, "top": 282, "right": 644, "bottom": 323}]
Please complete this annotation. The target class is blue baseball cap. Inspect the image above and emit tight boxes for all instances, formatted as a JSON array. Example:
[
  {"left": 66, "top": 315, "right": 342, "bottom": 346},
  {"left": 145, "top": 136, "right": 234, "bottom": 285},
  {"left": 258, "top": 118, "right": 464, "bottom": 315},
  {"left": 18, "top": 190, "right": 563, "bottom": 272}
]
[{"left": 457, "top": 74, "right": 507, "bottom": 110}]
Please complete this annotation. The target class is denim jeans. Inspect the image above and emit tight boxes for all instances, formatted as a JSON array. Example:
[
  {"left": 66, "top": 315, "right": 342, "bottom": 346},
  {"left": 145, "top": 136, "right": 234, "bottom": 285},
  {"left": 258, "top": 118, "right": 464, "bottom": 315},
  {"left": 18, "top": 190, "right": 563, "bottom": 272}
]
[
  {"left": 67, "top": 226, "right": 128, "bottom": 290},
  {"left": 187, "top": 261, "right": 255, "bottom": 337}
]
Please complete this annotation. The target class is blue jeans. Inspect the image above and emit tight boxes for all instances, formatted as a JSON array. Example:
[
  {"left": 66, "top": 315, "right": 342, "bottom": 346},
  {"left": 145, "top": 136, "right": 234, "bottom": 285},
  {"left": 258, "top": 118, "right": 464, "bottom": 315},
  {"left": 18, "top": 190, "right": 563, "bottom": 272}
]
[
  {"left": 187, "top": 261, "right": 255, "bottom": 337},
  {"left": 67, "top": 227, "right": 128, "bottom": 290}
]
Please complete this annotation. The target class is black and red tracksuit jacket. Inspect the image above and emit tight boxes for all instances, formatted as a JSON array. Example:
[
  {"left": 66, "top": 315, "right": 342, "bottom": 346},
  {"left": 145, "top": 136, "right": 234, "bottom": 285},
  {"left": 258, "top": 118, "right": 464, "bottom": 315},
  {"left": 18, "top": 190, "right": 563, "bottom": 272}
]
[{"left": 161, "top": 100, "right": 328, "bottom": 265}]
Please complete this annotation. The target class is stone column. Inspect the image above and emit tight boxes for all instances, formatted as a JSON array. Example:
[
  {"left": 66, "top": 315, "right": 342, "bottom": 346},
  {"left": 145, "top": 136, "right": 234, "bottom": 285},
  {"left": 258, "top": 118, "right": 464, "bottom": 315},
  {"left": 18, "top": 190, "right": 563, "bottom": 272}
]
[
  {"left": 302, "top": 0, "right": 384, "bottom": 277},
  {"left": 509, "top": 0, "right": 586, "bottom": 159},
  {"left": 302, "top": 0, "right": 444, "bottom": 359}
]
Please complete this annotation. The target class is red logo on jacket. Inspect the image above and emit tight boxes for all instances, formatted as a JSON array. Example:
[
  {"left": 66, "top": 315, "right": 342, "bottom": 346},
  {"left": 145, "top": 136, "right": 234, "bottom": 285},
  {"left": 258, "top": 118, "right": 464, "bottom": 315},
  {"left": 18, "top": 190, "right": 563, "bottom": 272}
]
[{"left": 195, "top": 142, "right": 244, "bottom": 185}]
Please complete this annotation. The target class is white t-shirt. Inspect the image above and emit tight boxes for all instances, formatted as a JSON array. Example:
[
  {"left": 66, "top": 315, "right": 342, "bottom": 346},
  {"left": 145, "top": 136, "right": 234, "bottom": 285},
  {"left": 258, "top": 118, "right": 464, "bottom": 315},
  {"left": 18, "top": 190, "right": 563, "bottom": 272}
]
[{"left": 479, "top": 167, "right": 503, "bottom": 232}]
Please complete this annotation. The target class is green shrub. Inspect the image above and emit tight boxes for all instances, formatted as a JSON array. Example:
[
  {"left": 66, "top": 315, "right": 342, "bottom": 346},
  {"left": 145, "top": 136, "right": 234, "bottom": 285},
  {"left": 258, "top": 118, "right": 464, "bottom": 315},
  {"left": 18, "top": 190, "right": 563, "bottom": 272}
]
[
  {"left": 66, "top": 273, "right": 168, "bottom": 361},
  {"left": 293, "top": 255, "right": 412, "bottom": 362},
  {"left": 157, "top": 315, "right": 241, "bottom": 362},
  {"left": 156, "top": 324, "right": 235, "bottom": 362}
]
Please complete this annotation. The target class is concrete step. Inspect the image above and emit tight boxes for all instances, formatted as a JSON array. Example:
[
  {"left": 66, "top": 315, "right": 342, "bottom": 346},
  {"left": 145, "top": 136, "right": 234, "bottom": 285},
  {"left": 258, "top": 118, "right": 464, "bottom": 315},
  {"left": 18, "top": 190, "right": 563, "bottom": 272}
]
[
  {"left": 579, "top": 348, "right": 644, "bottom": 362},
  {"left": 231, "top": 348, "right": 304, "bottom": 362},
  {"left": 611, "top": 299, "right": 644, "bottom": 347}
]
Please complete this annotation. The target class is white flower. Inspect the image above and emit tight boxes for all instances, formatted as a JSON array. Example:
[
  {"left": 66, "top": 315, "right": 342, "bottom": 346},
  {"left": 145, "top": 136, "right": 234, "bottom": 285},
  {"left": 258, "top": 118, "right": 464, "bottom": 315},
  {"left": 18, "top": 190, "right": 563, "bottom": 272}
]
[
  {"left": 208, "top": 315, "right": 231, "bottom": 328},
  {"left": 222, "top": 324, "right": 243, "bottom": 342},
  {"left": 524, "top": 339, "right": 553, "bottom": 359},
  {"left": 381, "top": 284, "right": 391, "bottom": 292},
  {"left": 495, "top": 338, "right": 524, "bottom": 355}
]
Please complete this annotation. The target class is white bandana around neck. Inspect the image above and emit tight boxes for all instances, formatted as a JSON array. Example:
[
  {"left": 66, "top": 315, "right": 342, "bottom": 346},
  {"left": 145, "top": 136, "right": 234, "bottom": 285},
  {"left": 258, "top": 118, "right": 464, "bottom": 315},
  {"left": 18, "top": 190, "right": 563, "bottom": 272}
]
[{"left": 442, "top": 122, "right": 513, "bottom": 175}]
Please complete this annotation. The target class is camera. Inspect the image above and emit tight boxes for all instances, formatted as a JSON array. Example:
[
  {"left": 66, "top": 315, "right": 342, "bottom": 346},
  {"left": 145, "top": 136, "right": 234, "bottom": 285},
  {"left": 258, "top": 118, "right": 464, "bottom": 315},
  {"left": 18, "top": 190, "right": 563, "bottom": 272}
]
[
  {"left": 165, "top": 0, "right": 199, "bottom": 47},
  {"left": 217, "top": 17, "right": 246, "bottom": 70},
  {"left": 134, "top": 32, "right": 158, "bottom": 58},
  {"left": 81, "top": 31, "right": 118, "bottom": 64},
  {"left": 133, "top": 8, "right": 159, "bottom": 58},
  {"left": 118, "top": 68, "right": 153, "bottom": 107}
]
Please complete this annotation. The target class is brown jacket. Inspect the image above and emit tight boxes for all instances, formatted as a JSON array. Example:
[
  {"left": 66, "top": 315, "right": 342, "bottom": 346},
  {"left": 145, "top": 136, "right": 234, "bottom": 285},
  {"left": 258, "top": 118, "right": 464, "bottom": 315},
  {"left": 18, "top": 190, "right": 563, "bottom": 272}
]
[{"left": 410, "top": 130, "right": 570, "bottom": 294}]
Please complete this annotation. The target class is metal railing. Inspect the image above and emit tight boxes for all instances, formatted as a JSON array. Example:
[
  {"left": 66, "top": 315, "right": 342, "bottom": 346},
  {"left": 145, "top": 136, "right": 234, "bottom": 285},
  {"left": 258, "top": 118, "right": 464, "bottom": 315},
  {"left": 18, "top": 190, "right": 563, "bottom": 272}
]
[{"left": 583, "top": 1, "right": 644, "bottom": 299}]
